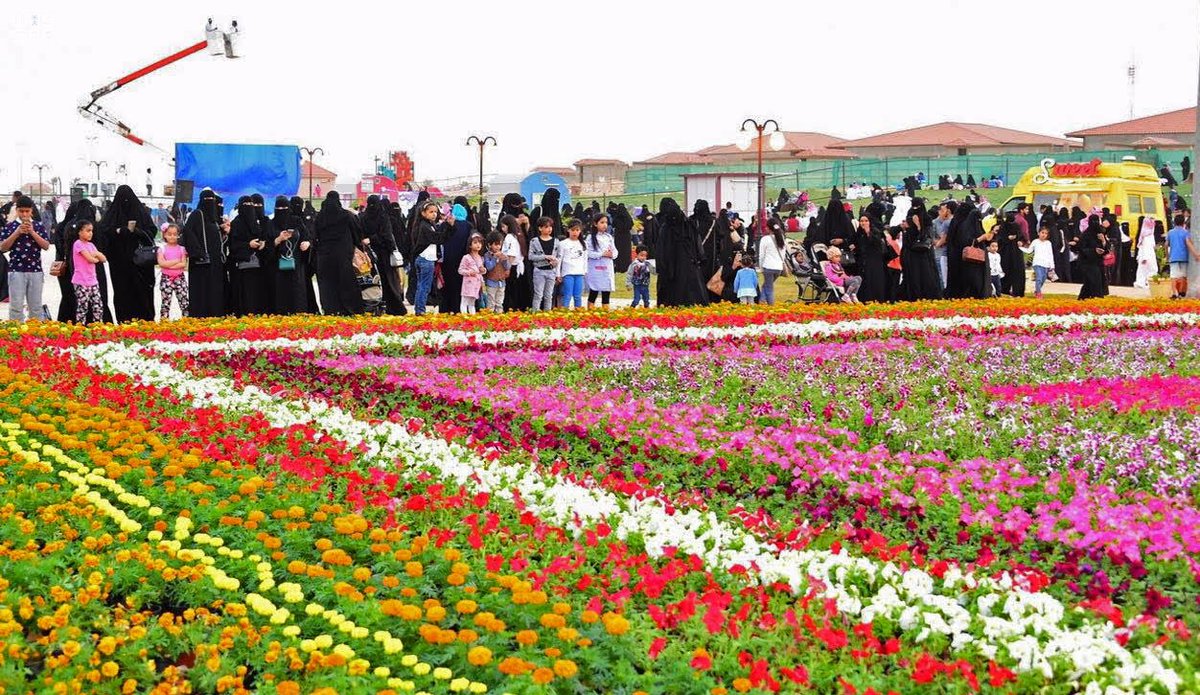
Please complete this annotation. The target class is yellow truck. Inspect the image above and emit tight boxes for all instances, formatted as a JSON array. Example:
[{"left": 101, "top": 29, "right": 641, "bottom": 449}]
[{"left": 998, "top": 156, "right": 1163, "bottom": 242}]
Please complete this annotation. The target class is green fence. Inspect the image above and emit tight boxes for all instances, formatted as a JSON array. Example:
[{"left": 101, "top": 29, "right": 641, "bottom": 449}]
[{"left": 623, "top": 149, "right": 1192, "bottom": 196}]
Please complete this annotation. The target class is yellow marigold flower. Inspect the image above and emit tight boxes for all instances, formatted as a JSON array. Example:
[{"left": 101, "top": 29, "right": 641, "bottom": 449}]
[
  {"left": 553, "top": 660, "right": 578, "bottom": 678},
  {"left": 539, "top": 613, "right": 565, "bottom": 629},
  {"left": 426, "top": 605, "right": 446, "bottom": 622},
  {"left": 100, "top": 661, "right": 119, "bottom": 678},
  {"left": 374, "top": 666, "right": 391, "bottom": 678},
  {"left": 348, "top": 658, "right": 370, "bottom": 676},
  {"left": 412, "top": 662, "right": 431, "bottom": 676},
  {"left": 552, "top": 602, "right": 571, "bottom": 615},
  {"left": 400, "top": 655, "right": 418, "bottom": 667},
  {"left": 468, "top": 683, "right": 487, "bottom": 694},
  {"left": 449, "top": 678, "right": 469, "bottom": 692},
  {"left": 404, "top": 561, "right": 423, "bottom": 577},
  {"left": 97, "top": 636, "right": 117, "bottom": 655},
  {"left": 455, "top": 599, "right": 477, "bottom": 614},
  {"left": 433, "top": 667, "right": 451, "bottom": 680}
]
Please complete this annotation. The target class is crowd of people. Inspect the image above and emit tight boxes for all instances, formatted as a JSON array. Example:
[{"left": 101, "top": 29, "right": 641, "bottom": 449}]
[{"left": 1, "top": 179, "right": 1196, "bottom": 324}]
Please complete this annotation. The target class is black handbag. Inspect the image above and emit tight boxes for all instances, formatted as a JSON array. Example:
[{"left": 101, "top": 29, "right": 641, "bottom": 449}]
[
  {"left": 236, "top": 254, "right": 261, "bottom": 271},
  {"left": 132, "top": 228, "right": 158, "bottom": 268}
]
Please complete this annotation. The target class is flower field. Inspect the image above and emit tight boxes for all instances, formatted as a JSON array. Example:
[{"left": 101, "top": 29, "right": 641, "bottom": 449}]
[{"left": 2, "top": 300, "right": 1199, "bottom": 694}]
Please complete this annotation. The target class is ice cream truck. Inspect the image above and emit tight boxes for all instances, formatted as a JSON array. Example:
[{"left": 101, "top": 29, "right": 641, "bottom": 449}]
[{"left": 997, "top": 156, "right": 1163, "bottom": 242}]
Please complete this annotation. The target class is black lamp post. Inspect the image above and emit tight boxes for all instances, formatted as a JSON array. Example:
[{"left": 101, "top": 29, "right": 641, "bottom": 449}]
[
  {"left": 300, "top": 147, "right": 325, "bottom": 202},
  {"left": 738, "top": 119, "right": 785, "bottom": 236},
  {"left": 32, "top": 164, "right": 49, "bottom": 205},
  {"left": 465, "top": 135, "right": 497, "bottom": 201}
]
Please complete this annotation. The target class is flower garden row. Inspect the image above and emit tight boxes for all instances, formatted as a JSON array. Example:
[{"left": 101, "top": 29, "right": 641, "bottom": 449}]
[{"left": 0, "top": 299, "right": 1197, "bottom": 693}]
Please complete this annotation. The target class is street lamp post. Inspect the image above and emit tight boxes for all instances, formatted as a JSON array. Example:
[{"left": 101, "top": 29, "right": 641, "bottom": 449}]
[
  {"left": 31, "top": 164, "right": 49, "bottom": 205},
  {"left": 465, "top": 135, "right": 496, "bottom": 202},
  {"left": 738, "top": 119, "right": 785, "bottom": 238},
  {"left": 88, "top": 160, "right": 107, "bottom": 200},
  {"left": 1188, "top": 62, "right": 1200, "bottom": 298},
  {"left": 300, "top": 147, "right": 325, "bottom": 203}
]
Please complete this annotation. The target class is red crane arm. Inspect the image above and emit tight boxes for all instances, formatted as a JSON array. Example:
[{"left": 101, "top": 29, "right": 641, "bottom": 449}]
[{"left": 86, "top": 40, "right": 208, "bottom": 106}]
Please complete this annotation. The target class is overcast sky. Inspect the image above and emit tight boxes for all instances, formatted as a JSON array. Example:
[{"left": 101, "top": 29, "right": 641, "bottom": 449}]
[{"left": 3, "top": 0, "right": 1198, "bottom": 191}]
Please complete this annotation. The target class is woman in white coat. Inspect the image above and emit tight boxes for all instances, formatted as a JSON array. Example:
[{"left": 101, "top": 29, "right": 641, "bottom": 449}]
[
  {"left": 1133, "top": 216, "right": 1159, "bottom": 289},
  {"left": 585, "top": 213, "right": 616, "bottom": 309}
]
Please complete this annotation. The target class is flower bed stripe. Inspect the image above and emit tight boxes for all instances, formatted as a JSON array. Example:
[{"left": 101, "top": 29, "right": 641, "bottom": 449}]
[
  {"left": 143, "top": 311, "right": 1200, "bottom": 356},
  {"left": 76, "top": 341, "right": 1184, "bottom": 692}
]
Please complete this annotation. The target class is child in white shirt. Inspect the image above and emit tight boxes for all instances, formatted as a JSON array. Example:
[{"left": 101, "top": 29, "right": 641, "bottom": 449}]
[
  {"left": 1022, "top": 225, "right": 1055, "bottom": 298},
  {"left": 987, "top": 241, "right": 1003, "bottom": 298}
]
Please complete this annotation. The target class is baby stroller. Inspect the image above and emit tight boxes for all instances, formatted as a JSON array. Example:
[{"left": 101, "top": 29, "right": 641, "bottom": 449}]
[
  {"left": 353, "top": 245, "right": 385, "bottom": 316},
  {"left": 786, "top": 240, "right": 840, "bottom": 304}
]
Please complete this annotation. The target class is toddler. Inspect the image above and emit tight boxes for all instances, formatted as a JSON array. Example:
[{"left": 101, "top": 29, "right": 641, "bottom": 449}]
[{"left": 626, "top": 245, "right": 652, "bottom": 308}]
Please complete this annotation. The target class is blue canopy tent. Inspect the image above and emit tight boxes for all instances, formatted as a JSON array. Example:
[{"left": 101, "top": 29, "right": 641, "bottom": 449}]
[
  {"left": 520, "top": 172, "right": 571, "bottom": 209},
  {"left": 175, "top": 143, "right": 301, "bottom": 215}
]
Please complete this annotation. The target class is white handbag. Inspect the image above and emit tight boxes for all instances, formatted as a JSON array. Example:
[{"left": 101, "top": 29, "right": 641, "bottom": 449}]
[{"left": 389, "top": 250, "right": 404, "bottom": 268}]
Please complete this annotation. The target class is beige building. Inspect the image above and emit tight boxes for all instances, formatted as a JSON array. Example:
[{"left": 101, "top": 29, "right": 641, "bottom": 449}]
[{"left": 573, "top": 159, "right": 629, "bottom": 185}]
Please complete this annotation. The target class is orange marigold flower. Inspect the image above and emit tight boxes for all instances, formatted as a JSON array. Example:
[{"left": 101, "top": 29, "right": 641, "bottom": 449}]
[
  {"left": 467, "top": 646, "right": 492, "bottom": 666},
  {"left": 404, "top": 561, "right": 423, "bottom": 578},
  {"left": 732, "top": 679, "right": 752, "bottom": 693},
  {"left": 352, "top": 567, "right": 371, "bottom": 583},
  {"left": 515, "top": 630, "right": 539, "bottom": 646},
  {"left": 580, "top": 610, "right": 599, "bottom": 624},
  {"left": 553, "top": 660, "right": 578, "bottom": 678},
  {"left": 531, "top": 667, "right": 555, "bottom": 685},
  {"left": 539, "top": 613, "right": 565, "bottom": 629},
  {"left": 455, "top": 600, "right": 477, "bottom": 614},
  {"left": 552, "top": 602, "right": 571, "bottom": 615},
  {"left": 276, "top": 681, "right": 301, "bottom": 695}
]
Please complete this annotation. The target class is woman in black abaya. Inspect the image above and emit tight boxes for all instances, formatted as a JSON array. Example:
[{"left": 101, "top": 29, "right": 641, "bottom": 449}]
[
  {"left": 1077, "top": 214, "right": 1109, "bottom": 300},
  {"left": 529, "top": 189, "right": 564, "bottom": 238},
  {"left": 182, "top": 189, "right": 227, "bottom": 318},
  {"left": 55, "top": 199, "right": 114, "bottom": 323},
  {"left": 1050, "top": 208, "right": 1071, "bottom": 283},
  {"left": 438, "top": 203, "right": 474, "bottom": 314},
  {"left": 361, "top": 195, "right": 405, "bottom": 315},
  {"left": 953, "top": 205, "right": 992, "bottom": 299},
  {"left": 997, "top": 213, "right": 1026, "bottom": 296},
  {"left": 98, "top": 185, "right": 156, "bottom": 322},
  {"left": 228, "top": 196, "right": 272, "bottom": 316},
  {"left": 270, "top": 196, "right": 309, "bottom": 315},
  {"left": 853, "top": 212, "right": 888, "bottom": 303},
  {"left": 611, "top": 203, "right": 633, "bottom": 273},
  {"left": 653, "top": 198, "right": 708, "bottom": 307},
  {"left": 690, "top": 200, "right": 719, "bottom": 282},
  {"left": 313, "top": 192, "right": 364, "bottom": 315},
  {"left": 900, "top": 201, "right": 941, "bottom": 301}
]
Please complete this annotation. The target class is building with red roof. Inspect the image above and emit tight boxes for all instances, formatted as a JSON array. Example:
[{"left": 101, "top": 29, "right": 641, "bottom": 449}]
[
  {"left": 1066, "top": 107, "right": 1196, "bottom": 151},
  {"left": 833, "top": 122, "right": 1079, "bottom": 158}
]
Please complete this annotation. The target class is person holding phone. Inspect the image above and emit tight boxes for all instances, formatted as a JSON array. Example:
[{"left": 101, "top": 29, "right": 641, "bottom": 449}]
[{"left": 0, "top": 196, "right": 51, "bottom": 321}]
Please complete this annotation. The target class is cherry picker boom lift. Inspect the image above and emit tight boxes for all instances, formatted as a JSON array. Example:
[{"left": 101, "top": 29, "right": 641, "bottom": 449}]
[{"left": 78, "top": 19, "right": 241, "bottom": 154}]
